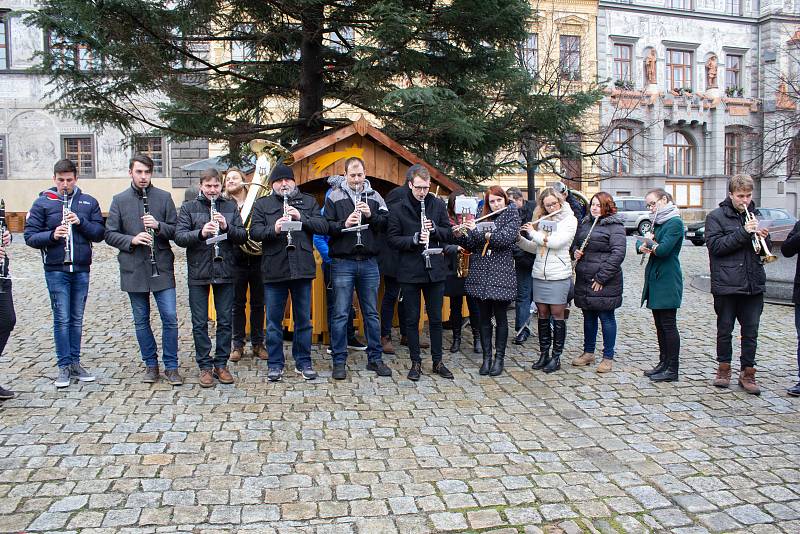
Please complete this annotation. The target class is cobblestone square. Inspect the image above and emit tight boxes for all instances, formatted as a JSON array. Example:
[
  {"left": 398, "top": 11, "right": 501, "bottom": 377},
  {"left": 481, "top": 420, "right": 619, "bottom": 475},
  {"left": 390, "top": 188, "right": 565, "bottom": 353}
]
[{"left": 1, "top": 238, "right": 799, "bottom": 533}]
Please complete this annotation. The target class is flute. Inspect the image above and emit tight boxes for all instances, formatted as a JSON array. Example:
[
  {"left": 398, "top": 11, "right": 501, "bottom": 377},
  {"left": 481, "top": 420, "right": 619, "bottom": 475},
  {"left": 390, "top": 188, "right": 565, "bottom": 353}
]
[{"left": 452, "top": 205, "right": 509, "bottom": 235}]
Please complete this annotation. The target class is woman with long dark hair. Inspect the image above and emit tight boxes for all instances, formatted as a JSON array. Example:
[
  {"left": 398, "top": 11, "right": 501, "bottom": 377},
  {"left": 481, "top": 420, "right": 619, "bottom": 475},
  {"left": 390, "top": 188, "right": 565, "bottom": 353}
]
[
  {"left": 454, "top": 186, "right": 519, "bottom": 376},
  {"left": 517, "top": 187, "right": 577, "bottom": 373},
  {"left": 444, "top": 193, "right": 481, "bottom": 355},
  {"left": 571, "top": 192, "right": 626, "bottom": 373}
]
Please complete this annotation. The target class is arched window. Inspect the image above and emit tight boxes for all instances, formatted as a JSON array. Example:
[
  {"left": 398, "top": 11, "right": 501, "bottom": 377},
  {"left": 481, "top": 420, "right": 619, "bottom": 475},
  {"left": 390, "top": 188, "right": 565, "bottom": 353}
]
[{"left": 664, "top": 132, "right": 694, "bottom": 176}]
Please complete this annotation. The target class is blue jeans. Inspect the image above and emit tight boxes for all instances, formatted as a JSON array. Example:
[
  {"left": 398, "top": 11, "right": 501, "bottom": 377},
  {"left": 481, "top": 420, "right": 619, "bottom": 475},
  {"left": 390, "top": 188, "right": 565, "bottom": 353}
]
[
  {"left": 582, "top": 309, "right": 617, "bottom": 359},
  {"left": 331, "top": 258, "right": 382, "bottom": 365},
  {"left": 515, "top": 265, "right": 533, "bottom": 331},
  {"left": 265, "top": 279, "right": 312, "bottom": 369},
  {"left": 44, "top": 270, "right": 90, "bottom": 368},
  {"left": 129, "top": 288, "right": 179, "bottom": 370},
  {"left": 188, "top": 284, "right": 234, "bottom": 369},
  {"left": 323, "top": 262, "right": 356, "bottom": 341}
]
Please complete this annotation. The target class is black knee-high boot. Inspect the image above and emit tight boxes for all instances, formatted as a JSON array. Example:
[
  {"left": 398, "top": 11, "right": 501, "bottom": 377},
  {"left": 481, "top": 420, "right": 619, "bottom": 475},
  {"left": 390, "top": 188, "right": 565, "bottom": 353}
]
[
  {"left": 479, "top": 322, "right": 493, "bottom": 375},
  {"left": 490, "top": 320, "right": 507, "bottom": 376},
  {"left": 543, "top": 319, "right": 565, "bottom": 374},
  {"left": 532, "top": 318, "right": 551, "bottom": 370}
]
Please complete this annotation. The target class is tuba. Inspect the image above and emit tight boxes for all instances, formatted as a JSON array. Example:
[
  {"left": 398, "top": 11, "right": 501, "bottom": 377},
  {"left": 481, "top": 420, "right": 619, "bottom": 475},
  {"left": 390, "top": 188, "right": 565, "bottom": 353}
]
[{"left": 238, "top": 139, "right": 294, "bottom": 255}]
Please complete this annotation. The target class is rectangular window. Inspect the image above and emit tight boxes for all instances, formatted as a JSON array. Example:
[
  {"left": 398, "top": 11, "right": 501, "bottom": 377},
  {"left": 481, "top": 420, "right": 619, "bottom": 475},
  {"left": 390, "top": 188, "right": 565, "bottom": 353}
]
[
  {"left": 666, "top": 49, "right": 693, "bottom": 91},
  {"left": 0, "top": 136, "right": 6, "bottom": 178},
  {"left": 724, "top": 133, "right": 742, "bottom": 175},
  {"left": 789, "top": 136, "right": 800, "bottom": 177},
  {"left": 725, "top": 55, "right": 741, "bottom": 90},
  {"left": 517, "top": 33, "right": 538, "bottom": 75},
  {"left": 668, "top": 0, "right": 694, "bottom": 9},
  {"left": 726, "top": 0, "right": 742, "bottom": 15},
  {"left": 665, "top": 181, "right": 702, "bottom": 208},
  {"left": 135, "top": 137, "right": 165, "bottom": 177},
  {"left": 0, "top": 11, "right": 9, "bottom": 70},
  {"left": 611, "top": 128, "right": 632, "bottom": 175},
  {"left": 62, "top": 136, "right": 94, "bottom": 177},
  {"left": 559, "top": 35, "right": 581, "bottom": 80},
  {"left": 231, "top": 23, "right": 256, "bottom": 62},
  {"left": 49, "top": 32, "right": 100, "bottom": 70},
  {"left": 560, "top": 134, "right": 582, "bottom": 190},
  {"left": 613, "top": 44, "right": 632, "bottom": 82}
]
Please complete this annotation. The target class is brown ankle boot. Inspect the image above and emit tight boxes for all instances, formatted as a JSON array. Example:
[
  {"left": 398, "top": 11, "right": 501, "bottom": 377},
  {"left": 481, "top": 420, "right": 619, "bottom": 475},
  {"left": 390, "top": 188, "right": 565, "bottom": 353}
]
[
  {"left": 713, "top": 362, "right": 731, "bottom": 388},
  {"left": 229, "top": 347, "right": 243, "bottom": 362},
  {"left": 214, "top": 367, "right": 235, "bottom": 384},
  {"left": 381, "top": 336, "right": 395, "bottom": 354},
  {"left": 199, "top": 369, "right": 215, "bottom": 388},
  {"left": 738, "top": 367, "right": 761, "bottom": 396}
]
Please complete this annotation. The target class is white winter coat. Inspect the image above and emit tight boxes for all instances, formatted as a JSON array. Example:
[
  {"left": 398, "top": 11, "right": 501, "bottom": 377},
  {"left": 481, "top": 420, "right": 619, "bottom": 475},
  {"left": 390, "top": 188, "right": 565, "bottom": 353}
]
[{"left": 517, "top": 208, "right": 578, "bottom": 281}]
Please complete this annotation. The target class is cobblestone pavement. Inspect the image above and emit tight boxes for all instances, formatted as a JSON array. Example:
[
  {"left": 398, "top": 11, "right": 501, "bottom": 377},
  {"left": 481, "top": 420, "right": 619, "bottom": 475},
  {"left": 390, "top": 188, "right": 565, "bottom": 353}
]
[{"left": 1, "top": 237, "right": 799, "bottom": 534}]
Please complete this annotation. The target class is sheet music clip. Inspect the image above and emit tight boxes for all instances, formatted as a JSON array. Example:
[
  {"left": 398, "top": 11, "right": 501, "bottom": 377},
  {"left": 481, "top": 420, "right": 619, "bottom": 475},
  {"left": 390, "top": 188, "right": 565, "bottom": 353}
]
[
  {"left": 341, "top": 224, "right": 369, "bottom": 233},
  {"left": 476, "top": 222, "right": 496, "bottom": 232},
  {"left": 206, "top": 233, "right": 229, "bottom": 245},
  {"left": 281, "top": 221, "right": 303, "bottom": 232},
  {"left": 422, "top": 247, "right": 443, "bottom": 256}
]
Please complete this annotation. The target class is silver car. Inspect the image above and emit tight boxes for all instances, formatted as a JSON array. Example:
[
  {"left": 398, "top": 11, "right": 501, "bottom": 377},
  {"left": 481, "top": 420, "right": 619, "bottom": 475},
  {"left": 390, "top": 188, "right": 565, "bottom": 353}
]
[{"left": 614, "top": 196, "right": 652, "bottom": 235}]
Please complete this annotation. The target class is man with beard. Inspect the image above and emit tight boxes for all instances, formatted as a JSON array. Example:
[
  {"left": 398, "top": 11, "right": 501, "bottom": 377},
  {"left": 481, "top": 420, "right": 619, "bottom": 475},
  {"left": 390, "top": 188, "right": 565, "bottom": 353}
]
[{"left": 223, "top": 168, "right": 267, "bottom": 363}]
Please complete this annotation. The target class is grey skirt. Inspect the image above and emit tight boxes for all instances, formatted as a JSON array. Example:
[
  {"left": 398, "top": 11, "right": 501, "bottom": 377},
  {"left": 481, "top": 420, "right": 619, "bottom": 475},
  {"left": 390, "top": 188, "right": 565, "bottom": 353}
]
[{"left": 532, "top": 277, "right": 571, "bottom": 305}]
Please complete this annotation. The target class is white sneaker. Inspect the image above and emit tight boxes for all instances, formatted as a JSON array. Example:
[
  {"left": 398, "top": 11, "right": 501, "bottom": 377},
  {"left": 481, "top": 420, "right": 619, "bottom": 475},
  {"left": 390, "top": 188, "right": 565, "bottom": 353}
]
[{"left": 55, "top": 367, "right": 71, "bottom": 388}]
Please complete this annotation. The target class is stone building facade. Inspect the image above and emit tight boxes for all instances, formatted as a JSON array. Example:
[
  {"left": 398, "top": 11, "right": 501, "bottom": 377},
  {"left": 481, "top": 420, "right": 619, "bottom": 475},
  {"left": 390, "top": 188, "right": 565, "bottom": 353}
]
[
  {"left": 0, "top": 1, "right": 208, "bottom": 215},
  {"left": 597, "top": 0, "right": 800, "bottom": 219}
]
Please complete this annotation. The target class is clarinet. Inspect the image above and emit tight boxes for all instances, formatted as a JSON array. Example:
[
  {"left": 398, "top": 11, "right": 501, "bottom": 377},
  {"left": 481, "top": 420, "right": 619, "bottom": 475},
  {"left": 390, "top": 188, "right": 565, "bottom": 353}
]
[
  {"left": 420, "top": 199, "right": 432, "bottom": 270},
  {"left": 210, "top": 195, "right": 223, "bottom": 262},
  {"left": 354, "top": 191, "right": 365, "bottom": 250},
  {"left": 141, "top": 188, "right": 160, "bottom": 278},
  {"left": 283, "top": 188, "right": 295, "bottom": 251},
  {"left": 0, "top": 199, "right": 6, "bottom": 294},
  {"left": 61, "top": 188, "right": 73, "bottom": 265}
]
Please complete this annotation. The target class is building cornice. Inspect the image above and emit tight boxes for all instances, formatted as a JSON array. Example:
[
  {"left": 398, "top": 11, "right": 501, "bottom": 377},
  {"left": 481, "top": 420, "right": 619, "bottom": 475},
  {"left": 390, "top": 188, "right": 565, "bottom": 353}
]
[{"left": 598, "top": 2, "right": 759, "bottom": 26}]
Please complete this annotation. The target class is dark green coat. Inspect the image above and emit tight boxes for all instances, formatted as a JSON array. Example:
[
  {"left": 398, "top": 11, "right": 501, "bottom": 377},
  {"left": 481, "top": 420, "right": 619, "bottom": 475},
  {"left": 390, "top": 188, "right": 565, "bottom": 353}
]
[{"left": 640, "top": 216, "right": 684, "bottom": 310}]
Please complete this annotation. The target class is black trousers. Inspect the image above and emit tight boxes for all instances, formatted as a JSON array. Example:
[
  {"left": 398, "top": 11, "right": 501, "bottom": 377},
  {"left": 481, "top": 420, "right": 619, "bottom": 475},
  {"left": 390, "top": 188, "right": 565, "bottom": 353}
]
[
  {"left": 450, "top": 295, "right": 480, "bottom": 333},
  {"left": 232, "top": 258, "right": 265, "bottom": 349},
  {"left": 0, "top": 280, "right": 15, "bottom": 357},
  {"left": 652, "top": 308, "right": 679, "bottom": 363},
  {"left": 400, "top": 281, "right": 444, "bottom": 364},
  {"left": 713, "top": 293, "right": 763, "bottom": 368}
]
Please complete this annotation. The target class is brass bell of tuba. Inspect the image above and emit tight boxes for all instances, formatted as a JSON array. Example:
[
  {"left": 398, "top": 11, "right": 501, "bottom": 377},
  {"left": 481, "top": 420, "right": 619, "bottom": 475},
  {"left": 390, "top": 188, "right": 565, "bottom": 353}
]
[{"left": 238, "top": 139, "right": 294, "bottom": 256}]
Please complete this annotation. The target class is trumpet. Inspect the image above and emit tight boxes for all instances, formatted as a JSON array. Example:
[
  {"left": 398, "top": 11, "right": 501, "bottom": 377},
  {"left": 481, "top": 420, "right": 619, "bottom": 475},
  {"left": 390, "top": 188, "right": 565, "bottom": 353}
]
[
  {"left": 745, "top": 209, "right": 778, "bottom": 263},
  {"left": 141, "top": 188, "right": 160, "bottom": 278},
  {"left": 283, "top": 187, "right": 295, "bottom": 251},
  {"left": 210, "top": 195, "right": 223, "bottom": 262},
  {"left": 61, "top": 188, "right": 73, "bottom": 265}
]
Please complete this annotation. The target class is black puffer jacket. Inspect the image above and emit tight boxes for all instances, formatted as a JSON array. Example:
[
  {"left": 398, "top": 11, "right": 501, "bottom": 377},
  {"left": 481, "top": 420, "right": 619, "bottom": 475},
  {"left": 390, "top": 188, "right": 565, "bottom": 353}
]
[
  {"left": 174, "top": 195, "right": 247, "bottom": 285},
  {"left": 387, "top": 187, "right": 452, "bottom": 284},
  {"left": 249, "top": 190, "right": 329, "bottom": 283},
  {"left": 572, "top": 214, "right": 626, "bottom": 311},
  {"left": 705, "top": 198, "right": 767, "bottom": 296},
  {"left": 781, "top": 220, "right": 800, "bottom": 304},
  {"left": 454, "top": 205, "right": 520, "bottom": 302}
]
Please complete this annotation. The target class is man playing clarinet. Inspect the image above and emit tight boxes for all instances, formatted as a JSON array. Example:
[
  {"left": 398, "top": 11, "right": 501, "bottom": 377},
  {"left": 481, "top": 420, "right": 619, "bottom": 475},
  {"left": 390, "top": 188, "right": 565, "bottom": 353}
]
[
  {"left": 24, "top": 159, "right": 105, "bottom": 388},
  {"left": 105, "top": 154, "right": 181, "bottom": 385},
  {"left": 324, "top": 157, "right": 392, "bottom": 380}
]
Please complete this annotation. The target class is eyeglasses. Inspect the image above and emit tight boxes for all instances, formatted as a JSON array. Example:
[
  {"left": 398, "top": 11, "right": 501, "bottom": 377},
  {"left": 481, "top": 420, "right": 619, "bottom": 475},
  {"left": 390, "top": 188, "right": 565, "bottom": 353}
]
[
  {"left": 412, "top": 185, "right": 430, "bottom": 192},
  {"left": 646, "top": 201, "right": 657, "bottom": 208}
]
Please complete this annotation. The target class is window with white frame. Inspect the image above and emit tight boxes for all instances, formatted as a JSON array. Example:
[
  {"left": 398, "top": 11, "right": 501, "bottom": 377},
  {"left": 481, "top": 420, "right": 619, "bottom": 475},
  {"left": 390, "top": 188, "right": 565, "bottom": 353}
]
[
  {"left": 666, "top": 49, "right": 693, "bottom": 91},
  {"left": 611, "top": 128, "right": 632, "bottom": 175},
  {"left": 725, "top": 132, "right": 742, "bottom": 176},
  {"left": 725, "top": 55, "right": 741, "bottom": 90},
  {"left": 517, "top": 33, "right": 538, "bottom": 75},
  {"left": 664, "top": 131, "right": 694, "bottom": 176},
  {"left": 613, "top": 44, "right": 632, "bottom": 82},
  {"left": 231, "top": 24, "right": 256, "bottom": 62},
  {"left": 0, "top": 11, "right": 9, "bottom": 70},
  {"left": 665, "top": 181, "right": 702, "bottom": 208}
]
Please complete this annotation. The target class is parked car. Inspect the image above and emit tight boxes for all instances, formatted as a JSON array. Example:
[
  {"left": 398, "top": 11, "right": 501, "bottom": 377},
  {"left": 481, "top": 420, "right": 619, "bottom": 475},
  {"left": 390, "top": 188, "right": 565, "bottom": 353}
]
[
  {"left": 685, "top": 222, "right": 705, "bottom": 246},
  {"left": 614, "top": 197, "right": 652, "bottom": 235}
]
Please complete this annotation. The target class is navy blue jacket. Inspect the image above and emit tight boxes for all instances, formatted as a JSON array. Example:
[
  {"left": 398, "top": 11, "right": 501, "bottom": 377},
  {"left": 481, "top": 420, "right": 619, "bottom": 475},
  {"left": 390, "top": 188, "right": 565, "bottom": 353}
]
[{"left": 24, "top": 186, "right": 105, "bottom": 272}]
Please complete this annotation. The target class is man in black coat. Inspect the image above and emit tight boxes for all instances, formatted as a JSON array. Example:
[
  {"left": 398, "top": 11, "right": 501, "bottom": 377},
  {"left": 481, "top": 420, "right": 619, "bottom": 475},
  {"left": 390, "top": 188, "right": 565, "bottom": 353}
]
[
  {"left": 324, "top": 157, "right": 392, "bottom": 379},
  {"left": 705, "top": 174, "right": 770, "bottom": 395},
  {"left": 249, "top": 164, "right": 329, "bottom": 382},
  {"left": 105, "top": 155, "right": 181, "bottom": 385},
  {"left": 507, "top": 187, "right": 536, "bottom": 344},
  {"left": 781, "top": 221, "right": 800, "bottom": 396},
  {"left": 175, "top": 169, "right": 247, "bottom": 387},
  {"left": 387, "top": 164, "right": 454, "bottom": 381}
]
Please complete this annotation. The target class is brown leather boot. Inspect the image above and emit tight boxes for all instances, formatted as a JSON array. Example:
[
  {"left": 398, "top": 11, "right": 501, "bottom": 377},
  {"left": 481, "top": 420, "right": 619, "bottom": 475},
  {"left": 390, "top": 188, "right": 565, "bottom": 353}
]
[
  {"left": 254, "top": 345, "right": 268, "bottom": 360},
  {"left": 229, "top": 347, "right": 243, "bottom": 362},
  {"left": 713, "top": 362, "right": 732, "bottom": 388},
  {"left": 214, "top": 367, "right": 235, "bottom": 384},
  {"left": 199, "top": 369, "right": 215, "bottom": 388},
  {"left": 738, "top": 367, "right": 761, "bottom": 396},
  {"left": 381, "top": 336, "right": 395, "bottom": 355}
]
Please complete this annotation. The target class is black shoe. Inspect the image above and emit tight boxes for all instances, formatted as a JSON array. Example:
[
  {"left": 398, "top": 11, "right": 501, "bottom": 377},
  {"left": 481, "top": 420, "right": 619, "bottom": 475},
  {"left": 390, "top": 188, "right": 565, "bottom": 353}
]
[
  {"left": 367, "top": 360, "right": 393, "bottom": 377},
  {"left": 489, "top": 356, "right": 504, "bottom": 376},
  {"left": 433, "top": 361, "right": 454, "bottom": 379},
  {"left": 472, "top": 329, "right": 482, "bottom": 354},
  {"left": 787, "top": 382, "right": 800, "bottom": 397},
  {"left": 513, "top": 328, "right": 530, "bottom": 345},
  {"left": 644, "top": 355, "right": 667, "bottom": 377},
  {"left": 533, "top": 318, "right": 552, "bottom": 370},
  {"left": 542, "top": 356, "right": 561, "bottom": 374},
  {"left": 332, "top": 364, "right": 347, "bottom": 380},
  {"left": 0, "top": 386, "right": 14, "bottom": 400},
  {"left": 479, "top": 356, "right": 492, "bottom": 376},
  {"left": 449, "top": 333, "right": 461, "bottom": 353},
  {"left": 347, "top": 337, "right": 368, "bottom": 351},
  {"left": 650, "top": 369, "right": 679, "bottom": 382},
  {"left": 407, "top": 361, "right": 422, "bottom": 381}
]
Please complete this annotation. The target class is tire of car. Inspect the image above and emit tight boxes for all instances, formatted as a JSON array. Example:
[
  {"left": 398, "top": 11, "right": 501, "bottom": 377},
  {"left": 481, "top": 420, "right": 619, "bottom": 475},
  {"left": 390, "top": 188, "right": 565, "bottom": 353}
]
[
  {"left": 637, "top": 219, "right": 652, "bottom": 236},
  {"left": 691, "top": 239, "right": 705, "bottom": 246}
]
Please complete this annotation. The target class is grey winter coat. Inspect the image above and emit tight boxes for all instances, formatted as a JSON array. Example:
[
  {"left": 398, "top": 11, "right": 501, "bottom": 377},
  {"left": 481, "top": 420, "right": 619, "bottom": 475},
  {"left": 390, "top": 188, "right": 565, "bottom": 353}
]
[
  {"left": 572, "top": 214, "right": 626, "bottom": 311},
  {"left": 105, "top": 185, "right": 177, "bottom": 293},
  {"left": 454, "top": 205, "right": 520, "bottom": 302}
]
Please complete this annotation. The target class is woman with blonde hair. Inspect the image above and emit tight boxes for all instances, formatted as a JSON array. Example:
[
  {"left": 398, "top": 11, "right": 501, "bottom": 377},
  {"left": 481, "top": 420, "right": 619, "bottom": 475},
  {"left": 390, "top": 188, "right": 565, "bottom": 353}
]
[{"left": 517, "top": 186, "right": 577, "bottom": 373}]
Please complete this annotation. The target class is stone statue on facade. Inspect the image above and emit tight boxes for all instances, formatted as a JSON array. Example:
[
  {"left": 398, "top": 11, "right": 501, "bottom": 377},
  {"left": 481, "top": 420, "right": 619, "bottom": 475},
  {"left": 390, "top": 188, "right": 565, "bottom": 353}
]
[
  {"left": 645, "top": 49, "right": 657, "bottom": 85},
  {"left": 706, "top": 56, "right": 718, "bottom": 89}
]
